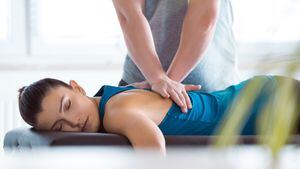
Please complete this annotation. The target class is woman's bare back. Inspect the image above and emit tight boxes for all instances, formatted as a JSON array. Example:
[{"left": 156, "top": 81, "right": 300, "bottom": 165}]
[{"left": 104, "top": 89, "right": 173, "bottom": 126}]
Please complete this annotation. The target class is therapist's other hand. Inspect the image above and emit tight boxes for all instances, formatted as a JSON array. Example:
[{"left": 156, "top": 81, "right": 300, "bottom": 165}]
[
  {"left": 125, "top": 81, "right": 151, "bottom": 89},
  {"left": 150, "top": 76, "right": 201, "bottom": 113}
]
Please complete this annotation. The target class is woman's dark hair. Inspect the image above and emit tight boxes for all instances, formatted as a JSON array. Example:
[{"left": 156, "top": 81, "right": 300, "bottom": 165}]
[{"left": 18, "top": 78, "right": 71, "bottom": 126}]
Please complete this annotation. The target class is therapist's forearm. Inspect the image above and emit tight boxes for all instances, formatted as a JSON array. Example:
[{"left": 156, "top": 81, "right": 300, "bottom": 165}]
[
  {"left": 117, "top": 12, "right": 166, "bottom": 83},
  {"left": 167, "top": 0, "right": 219, "bottom": 82}
]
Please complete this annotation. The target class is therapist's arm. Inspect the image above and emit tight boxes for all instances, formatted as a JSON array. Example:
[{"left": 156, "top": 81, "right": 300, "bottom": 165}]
[
  {"left": 112, "top": 0, "right": 200, "bottom": 113},
  {"left": 112, "top": 0, "right": 166, "bottom": 84},
  {"left": 166, "top": 0, "right": 219, "bottom": 82}
]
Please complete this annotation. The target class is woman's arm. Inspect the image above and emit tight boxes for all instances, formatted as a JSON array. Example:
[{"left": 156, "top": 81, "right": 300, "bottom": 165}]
[
  {"left": 124, "top": 113, "right": 166, "bottom": 155},
  {"left": 104, "top": 108, "right": 166, "bottom": 155}
]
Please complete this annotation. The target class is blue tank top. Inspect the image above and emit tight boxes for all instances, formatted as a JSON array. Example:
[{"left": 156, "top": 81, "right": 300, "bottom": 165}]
[{"left": 94, "top": 76, "right": 277, "bottom": 135}]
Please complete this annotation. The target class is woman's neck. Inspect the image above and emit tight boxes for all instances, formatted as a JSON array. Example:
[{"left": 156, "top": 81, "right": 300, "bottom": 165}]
[{"left": 90, "top": 96, "right": 106, "bottom": 132}]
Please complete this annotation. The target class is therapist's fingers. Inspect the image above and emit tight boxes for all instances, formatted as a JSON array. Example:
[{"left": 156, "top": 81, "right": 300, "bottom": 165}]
[
  {"left": 169, "top": 89, "right": 188, "bottom": 113},
  {"left": 160, "top": 90, "right": 170, "bottom": 98},
  {"left": 185, "top": 84, "right": 202, "bottom": 91},
  {"left": 182, "top": 90, "right": 192, "bottom": 109},
  {"left": 149, "top": 76, "right": 189, "bottom": 113},
  {"left": 176, "top": 90, "right": 188, "bottom": 113},
  {"left": 168, "top": 89, "right": 183, "bottom": 106}
]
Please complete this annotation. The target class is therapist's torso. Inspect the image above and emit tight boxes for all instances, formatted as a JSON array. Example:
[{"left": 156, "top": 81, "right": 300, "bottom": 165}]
[{"left": 121, "top": 0, "right": 240, "bottom": 92}]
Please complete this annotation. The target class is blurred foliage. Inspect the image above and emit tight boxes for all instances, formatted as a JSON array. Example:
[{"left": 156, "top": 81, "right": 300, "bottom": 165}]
[{"left": 213, "top": 62, "right": 300, "bottom": 160}]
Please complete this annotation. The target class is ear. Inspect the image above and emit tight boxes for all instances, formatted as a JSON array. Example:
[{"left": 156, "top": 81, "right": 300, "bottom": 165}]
[{"left": 69, "top": 80, "right": 86, "bottom": 95}]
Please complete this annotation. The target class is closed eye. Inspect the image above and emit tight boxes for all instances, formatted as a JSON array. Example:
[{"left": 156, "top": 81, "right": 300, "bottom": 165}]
[{"left": 66, "top": 100, "right": 71, "bottom": 111}]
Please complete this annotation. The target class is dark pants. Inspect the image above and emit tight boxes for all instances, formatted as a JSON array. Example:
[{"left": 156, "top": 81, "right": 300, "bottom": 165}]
[{"left": 118, "top": 79, "right": 129, "bottom": 86}]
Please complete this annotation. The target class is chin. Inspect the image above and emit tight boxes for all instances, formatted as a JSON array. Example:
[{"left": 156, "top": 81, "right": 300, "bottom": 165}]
[
  {"left": 85, "top": 128, "right": 98, "bottom": 133},
  {"left": 92, "top": 124, "right": 100, "bottom": 133},
  {"left": 86, "top": 123, "right": 100, "bottom": 133}
]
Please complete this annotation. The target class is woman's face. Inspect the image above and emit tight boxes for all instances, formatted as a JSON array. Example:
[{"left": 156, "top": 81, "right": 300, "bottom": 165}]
[{"left": 36, "top": 83, "right": 101, "bottom": 132}]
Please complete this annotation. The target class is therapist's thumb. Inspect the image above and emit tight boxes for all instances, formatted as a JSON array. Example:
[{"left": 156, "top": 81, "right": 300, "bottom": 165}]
[{"left": 161, "top": 91, "right": 170, "bottom": 98}]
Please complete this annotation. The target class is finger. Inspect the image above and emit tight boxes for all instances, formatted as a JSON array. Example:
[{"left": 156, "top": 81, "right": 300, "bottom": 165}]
[
  {"left": 160, "top": 89, "right": 170, "bottom": 98},
  {"left": 185, "top": 85, "right": 202, "bottom": 91},
  {"left": 182, "top": 90, "right": 192, "bottom": 109},
  {"left": 170, "top": 90, "right": 183, "bottom": 107},
  {"left": 176, "top": 90, "right": 187, "bottom": 113},
  {"left": 169, "top": 89, "right": 186, "bottom": 113}
]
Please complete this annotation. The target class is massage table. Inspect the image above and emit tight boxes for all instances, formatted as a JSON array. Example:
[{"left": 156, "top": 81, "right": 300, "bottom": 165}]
[{"left": 4, "top": 127, "right": 300, "bottom": 152}]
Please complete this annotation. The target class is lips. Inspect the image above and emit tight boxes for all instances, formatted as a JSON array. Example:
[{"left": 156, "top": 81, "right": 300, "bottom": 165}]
[{"left": 82, "top": 116, "right": 89, "bottom": 132}]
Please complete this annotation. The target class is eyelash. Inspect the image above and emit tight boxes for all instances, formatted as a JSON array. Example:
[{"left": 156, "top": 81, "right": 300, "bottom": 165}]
[
  {"left": 56, "top": 100, "right": 71, "bottom": 131},
  {"left": 66, "top": 100, "right": 71, "bottom": 110}
]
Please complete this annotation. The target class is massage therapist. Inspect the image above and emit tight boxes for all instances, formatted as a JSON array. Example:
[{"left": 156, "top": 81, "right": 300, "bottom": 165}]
[{"left": 112, "top": 0, "right": 239, "bottom": 113}]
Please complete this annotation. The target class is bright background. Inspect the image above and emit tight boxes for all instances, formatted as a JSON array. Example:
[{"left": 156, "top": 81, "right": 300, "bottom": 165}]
[{"left": 1, "top": 0, "right": 300, "bottom": 149}]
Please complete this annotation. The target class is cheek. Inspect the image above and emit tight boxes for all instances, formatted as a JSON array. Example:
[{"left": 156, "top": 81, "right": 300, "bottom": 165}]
[
  {"left": 36, "top": 112, "right": 59, "bottom": 131},
  {"left": 73, "top": 96, "right": 93, "bottom": 115}
]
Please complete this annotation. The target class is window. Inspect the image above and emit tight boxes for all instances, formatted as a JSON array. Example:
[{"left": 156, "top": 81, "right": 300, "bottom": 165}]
[
  {"left": 36, "top": 0, "right": 121, "bottom": 44},
  {"left": 231, "top": 0, "right": 300, "bottom": 59},
  {"left": 232, "top": 0, "right": 300, "bottom": 42},
  {"left": 0, "top": 0, "right": 299, "bottom": 61},
  {"left": 30, "top": 0, "right": 126, "bottom": 58},
  {"left": 0, "top": 0, "right": 8, "bottom": 41},
  {"left": 0, "top": 0, "right": 26, "bottom": 57}
]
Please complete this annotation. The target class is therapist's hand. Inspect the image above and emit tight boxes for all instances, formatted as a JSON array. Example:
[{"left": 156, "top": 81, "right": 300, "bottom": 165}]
[
  {"left": 151, "top": 76, "right": 201, "bottom": 113},
  {"left": 126, "top": 77, "right": 201, "bottom": 113}
]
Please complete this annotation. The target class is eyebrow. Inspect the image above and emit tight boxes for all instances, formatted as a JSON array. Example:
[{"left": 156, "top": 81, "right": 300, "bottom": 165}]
[{"left": 50, "top": 95, "right": 65, "bottom": 130}]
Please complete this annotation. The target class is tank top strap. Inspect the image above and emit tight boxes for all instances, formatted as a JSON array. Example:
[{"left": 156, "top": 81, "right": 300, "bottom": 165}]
[{"left": 94, "top": 85, "right": 137, "bottom": 132}]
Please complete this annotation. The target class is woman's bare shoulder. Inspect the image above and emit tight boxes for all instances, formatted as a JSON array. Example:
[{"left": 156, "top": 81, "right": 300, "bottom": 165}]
[{"left": 104, "top": 103, "right": 142, "bottom": 133}]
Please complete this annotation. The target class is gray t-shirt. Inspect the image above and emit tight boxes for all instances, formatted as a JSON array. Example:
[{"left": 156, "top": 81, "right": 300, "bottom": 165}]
[{"left": 121, "top": 0, "right": 240, "bottom": 92}]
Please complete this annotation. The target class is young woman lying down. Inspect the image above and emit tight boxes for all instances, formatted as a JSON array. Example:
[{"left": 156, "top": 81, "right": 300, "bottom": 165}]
[{"left": 18, "top": 75, "right": 300, "bottom": 155}]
